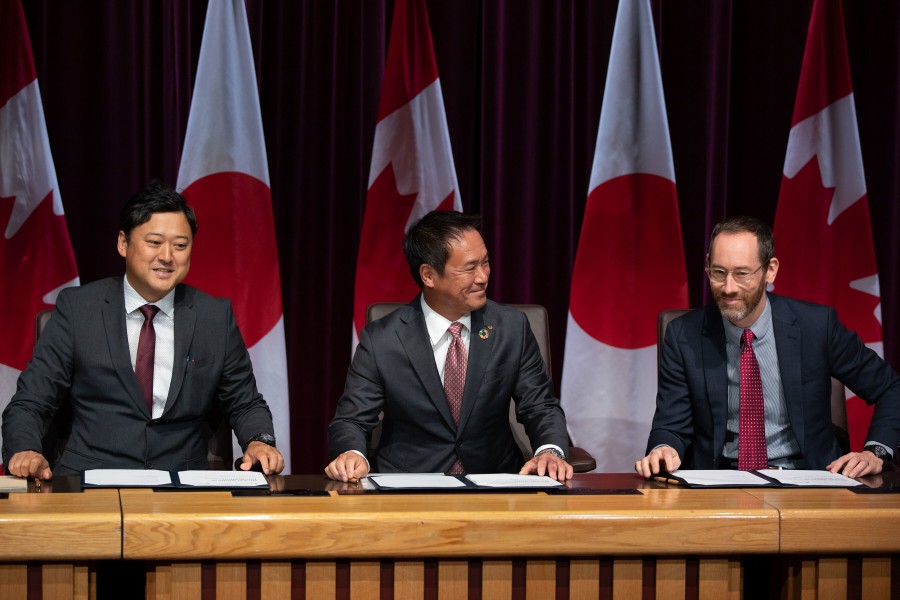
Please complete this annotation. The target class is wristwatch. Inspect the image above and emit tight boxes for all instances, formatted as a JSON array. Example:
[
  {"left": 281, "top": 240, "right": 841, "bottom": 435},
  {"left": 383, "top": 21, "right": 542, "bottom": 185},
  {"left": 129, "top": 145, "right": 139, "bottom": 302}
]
[
  {"left": 863, "top": 444, "right": 890, "bottom": 467},
  {"left": 536, "top": 448, "right": 565, "bottom": 461},
  {"left": 248, "top": 433, "right": 277, "bottom": 448}
]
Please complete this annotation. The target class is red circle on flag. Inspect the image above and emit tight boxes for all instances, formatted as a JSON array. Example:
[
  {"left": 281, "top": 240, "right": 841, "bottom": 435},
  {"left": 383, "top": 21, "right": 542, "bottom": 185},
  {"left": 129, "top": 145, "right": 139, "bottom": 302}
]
[
  {"left": 182, "top": 172, "right": 282, "bottom": 347},
  {"left": 569, "top": 173, "right": 688, "bottom": 349}
]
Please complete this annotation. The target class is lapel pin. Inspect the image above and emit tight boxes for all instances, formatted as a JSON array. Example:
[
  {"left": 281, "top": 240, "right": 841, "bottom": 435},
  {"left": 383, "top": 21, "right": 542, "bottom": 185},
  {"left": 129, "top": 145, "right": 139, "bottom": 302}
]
[{"left": 478, "top": 325, "right": 493, "bottom": 340}]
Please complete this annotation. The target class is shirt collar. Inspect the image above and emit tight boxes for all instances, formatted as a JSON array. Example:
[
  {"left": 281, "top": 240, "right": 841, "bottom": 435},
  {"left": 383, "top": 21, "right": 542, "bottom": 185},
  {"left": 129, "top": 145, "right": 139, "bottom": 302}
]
[
  {"left": 722, "top": 292, "right": 773, "bottom": 345},
  {"left": 420, "top": 295, "right": 472, "bottom": 347},
  {"left": 123, "top": 275, "right": 176, "bottom": 318}
]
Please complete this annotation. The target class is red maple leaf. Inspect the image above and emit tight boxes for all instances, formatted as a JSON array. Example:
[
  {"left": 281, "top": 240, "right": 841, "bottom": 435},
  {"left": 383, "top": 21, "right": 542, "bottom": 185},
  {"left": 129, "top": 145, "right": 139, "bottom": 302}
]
[
  {"left": 774, "top": 156, "right": 882, "bottom": 343},
  {"left": 774, "top": 155, "right": 882, "bottom": 448},
  {"left": 0, "top": 190, "right": 78, "bottom": 370},
  {"left": 353, "top": 163, "right": 455, "bottom": 335}
]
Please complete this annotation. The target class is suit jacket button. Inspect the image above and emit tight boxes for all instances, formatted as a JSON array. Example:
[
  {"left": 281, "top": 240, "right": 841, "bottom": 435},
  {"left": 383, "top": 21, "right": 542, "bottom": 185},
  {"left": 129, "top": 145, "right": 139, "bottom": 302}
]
[{"left": 146, "top": 462, "right": 154, "bottom": 469}]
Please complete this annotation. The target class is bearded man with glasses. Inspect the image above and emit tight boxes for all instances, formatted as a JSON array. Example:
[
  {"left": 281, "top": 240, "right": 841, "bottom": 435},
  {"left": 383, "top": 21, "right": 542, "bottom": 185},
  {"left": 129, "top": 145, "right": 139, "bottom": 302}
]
[{"left": 636, "top": 215, "right": 900, "bottom": 478}]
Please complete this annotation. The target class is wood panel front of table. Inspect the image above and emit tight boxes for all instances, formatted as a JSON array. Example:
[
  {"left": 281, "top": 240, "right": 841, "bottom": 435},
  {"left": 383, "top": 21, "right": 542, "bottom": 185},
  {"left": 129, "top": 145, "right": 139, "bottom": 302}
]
[
  {"left": 0, "top": 488, "right": 121, "bottom": 600},
  {"left": 4, "top": 475, "right": 897, "bottom": 599},
  {"left": 121, "top": 475, "right": 778, "bottom": 599},
  {"left": 745, "top": 486, "right": 900, "bottom": 600}
]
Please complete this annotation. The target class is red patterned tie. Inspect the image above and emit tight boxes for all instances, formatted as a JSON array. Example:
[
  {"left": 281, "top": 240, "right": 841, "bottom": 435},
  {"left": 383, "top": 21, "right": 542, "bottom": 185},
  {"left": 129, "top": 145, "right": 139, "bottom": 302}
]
[
  {"left": 738, "top": 328, "right": 767, "bottom": 470},
  {"left": 136, "top": 304, "right": 160, "bottom": 413},
  {"left": 444, "top": 322, "right": 467, "bottom": 475}
]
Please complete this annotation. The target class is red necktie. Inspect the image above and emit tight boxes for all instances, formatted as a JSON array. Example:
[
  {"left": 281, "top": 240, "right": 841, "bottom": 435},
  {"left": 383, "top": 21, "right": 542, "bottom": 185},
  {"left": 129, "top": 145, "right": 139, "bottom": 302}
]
[
  {"left": 444, "top": 322, "right": 467, "bottom": 475},
  {"left": 136, "top": 304, "right": 160, "bottom": 413},
  {"left": 738, "top": 328, "right": 767, "bottom": 470}
]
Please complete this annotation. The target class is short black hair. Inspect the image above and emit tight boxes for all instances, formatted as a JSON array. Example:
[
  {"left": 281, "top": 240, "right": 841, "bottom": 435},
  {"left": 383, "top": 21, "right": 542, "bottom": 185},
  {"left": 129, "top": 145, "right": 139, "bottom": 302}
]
[
  {"left": 708, "top": 215, "right": 775, "bottom": 266},
  {"left": 119, "top": 180, "right": 197, "bottom": 240},
  {"left": 403, "top": 211, "right": 481, "bottom": 287}
]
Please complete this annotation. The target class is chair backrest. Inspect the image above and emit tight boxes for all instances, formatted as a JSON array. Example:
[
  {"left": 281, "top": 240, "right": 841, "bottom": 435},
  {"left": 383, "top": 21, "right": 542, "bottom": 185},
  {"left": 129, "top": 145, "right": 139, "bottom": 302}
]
[
  {"left": 364, "top": 302, "right": 598, "bottom": 472},
  {"left": 34, "top": 309, "right": 234, "bottom": 470},
  {"left": 656, "top": 308, "right": 850, "bottom": 455}
]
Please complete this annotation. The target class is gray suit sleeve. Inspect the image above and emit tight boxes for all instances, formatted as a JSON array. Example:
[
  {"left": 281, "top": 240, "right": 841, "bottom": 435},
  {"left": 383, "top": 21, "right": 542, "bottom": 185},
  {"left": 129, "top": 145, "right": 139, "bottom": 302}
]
[
  {"left": 214, "top": 300, "right": 274, "bottom": 448},
  {"left": 327, "top": 324, "right": 385, "bottom": 459},
  {"left": 646, "top": 317, "right": 695, "bottom": 458},
  {"left": 2, "top": 291, "right": 76, "bottom": 463},
  {"left": 826, "top": 308, "right": 900, "bottom": 454},
  {"left": 511, "top": 313, "right": 569, "bottom": 454}
]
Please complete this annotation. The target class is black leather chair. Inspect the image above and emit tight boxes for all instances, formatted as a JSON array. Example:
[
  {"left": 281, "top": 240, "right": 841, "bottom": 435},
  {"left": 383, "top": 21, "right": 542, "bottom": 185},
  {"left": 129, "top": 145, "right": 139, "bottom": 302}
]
[
  {"left": 366, "top": 302, "right": 597, "bottom": 472},
  {"left": 657, "top": 308, "right": 850, "bottom": 454},
  {"left": 34, "top": 309, "right": 234, "bottom": 469}
]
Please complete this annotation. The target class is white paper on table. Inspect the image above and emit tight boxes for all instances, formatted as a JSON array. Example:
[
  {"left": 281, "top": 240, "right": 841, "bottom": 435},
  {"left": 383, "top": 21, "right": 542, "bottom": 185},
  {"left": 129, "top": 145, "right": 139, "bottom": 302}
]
[
  {"left": 0, "top": 476, "right": 29, "bottom": 492},
  {"left": 369, "top": 473, "right": 467, "bottom": 489},
  {"left": 176, "top": 470, "right": 268, "bottom": 487},
  {"left": 669, "top": 470, "right": 771, "bottom": 486},
  {"left": 756, "top": 469, "right": 860, "bottom": 487},
  {"left": 84, "top": 469, "right": 173, "bottom": 487},
  {"left": 465, "top": 473, "right": 564, "bottom": 488}
]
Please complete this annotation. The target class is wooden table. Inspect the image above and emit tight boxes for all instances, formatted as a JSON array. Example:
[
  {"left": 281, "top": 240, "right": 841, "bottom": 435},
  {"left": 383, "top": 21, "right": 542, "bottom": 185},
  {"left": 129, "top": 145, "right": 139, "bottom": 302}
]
[
  {"left": 120, "top": 474, "right": 779, "bottom": 599},
  {"left": 3, "top": 473, "right": 899, "bottom": 599},
  {"left": 0, "top": 485, "right": 120, "bottom": 600}
]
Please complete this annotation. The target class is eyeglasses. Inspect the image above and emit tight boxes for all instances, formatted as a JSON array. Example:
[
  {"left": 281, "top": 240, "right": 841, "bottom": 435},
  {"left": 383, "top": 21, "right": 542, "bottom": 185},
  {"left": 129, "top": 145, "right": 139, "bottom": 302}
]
[{"left": 705, "top": 263, "right": 766, "bottom": 284}]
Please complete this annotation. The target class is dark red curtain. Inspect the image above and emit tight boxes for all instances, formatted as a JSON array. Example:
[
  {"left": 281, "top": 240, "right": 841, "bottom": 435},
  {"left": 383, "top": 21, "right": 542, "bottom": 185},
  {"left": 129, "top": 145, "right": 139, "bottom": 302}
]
[{"left": 19, "top": 0, "right": 900, "bottom": 473}]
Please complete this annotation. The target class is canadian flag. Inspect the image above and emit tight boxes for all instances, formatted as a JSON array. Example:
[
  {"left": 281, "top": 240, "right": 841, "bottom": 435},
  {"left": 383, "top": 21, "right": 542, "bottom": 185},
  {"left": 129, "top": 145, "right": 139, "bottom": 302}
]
[
  {"left": 176, "top": 0, "right": 291, "bottom": 471},
  {"left": 773, "top": 0, "right": 882, "bottom": 450},
  {"left": 352, "top": 0, "right": 461, "bottom": 347},
  {"left": 0, "top": 0, "right": 79, "bottom": 455},
  {"left": 560, "top": 0, "right": 688, "bottom": 472}
]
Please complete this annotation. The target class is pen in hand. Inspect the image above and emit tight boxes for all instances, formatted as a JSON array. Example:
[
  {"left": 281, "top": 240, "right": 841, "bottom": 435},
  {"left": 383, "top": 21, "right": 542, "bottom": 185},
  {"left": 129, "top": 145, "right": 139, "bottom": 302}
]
[{"left": 652, "top": 475, "right": 683, "bottom": 485}]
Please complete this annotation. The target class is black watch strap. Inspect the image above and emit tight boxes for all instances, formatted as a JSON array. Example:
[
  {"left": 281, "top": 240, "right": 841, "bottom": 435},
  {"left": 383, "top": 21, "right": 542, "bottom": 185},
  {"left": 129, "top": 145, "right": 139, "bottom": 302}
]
[
  {"left": 863, "top": 444, "right": 890, "bottom": 466},
  {"left": 248, "top": 433, "right": 277, "bottom": 448}
]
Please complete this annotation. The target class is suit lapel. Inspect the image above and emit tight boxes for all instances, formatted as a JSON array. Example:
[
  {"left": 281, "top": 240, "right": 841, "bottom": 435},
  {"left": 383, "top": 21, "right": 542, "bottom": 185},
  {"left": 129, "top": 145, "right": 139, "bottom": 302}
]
[
  {"left": 701, "top": 304, "right": 729, "bottom": 456},
  {"left": 458, "top": 306, "right": 491, "bottom": 433},
  {"left": 770, "top": 296, "right": 805, "bottom": 447},
  {"left": 165, "top": 285, "right": 195, "bottom": 414},
  {"left": 396, "top": 302, "right": 456, "bottom": 430},
  {"left": 102, "top": 281, "right": 149, "bottom": 416}
]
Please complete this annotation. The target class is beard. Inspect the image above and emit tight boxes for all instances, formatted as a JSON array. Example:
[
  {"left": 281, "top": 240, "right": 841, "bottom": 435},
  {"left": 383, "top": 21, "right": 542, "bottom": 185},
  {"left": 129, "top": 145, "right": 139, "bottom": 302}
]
[{"left": 713, "top": 277, "right": 766, "bottom": 325}]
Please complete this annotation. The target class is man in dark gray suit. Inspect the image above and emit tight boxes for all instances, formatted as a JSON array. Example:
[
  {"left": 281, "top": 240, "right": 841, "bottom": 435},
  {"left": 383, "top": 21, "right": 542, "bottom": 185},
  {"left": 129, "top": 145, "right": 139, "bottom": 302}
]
[
  {"left": 326, "top": 211, "right": 572, "bottom": 482},
  {"left": 2, "top": 181, "right": 284, "bottom": 479},
  {"left": 636, "top": 216, "right": 900, "bottom": 478}
]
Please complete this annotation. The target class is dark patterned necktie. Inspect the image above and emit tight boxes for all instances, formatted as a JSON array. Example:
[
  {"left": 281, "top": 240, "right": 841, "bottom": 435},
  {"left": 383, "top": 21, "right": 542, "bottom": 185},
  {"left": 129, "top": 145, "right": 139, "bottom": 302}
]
[
  {"left": 444, "top": 322, "right": 467, "bottom": 475},
  {"left": 738, "top": 328, "right": 767, "bottom": 470},
  {"left": 136, "top": 304, "right": 160, "bottom": 413}
]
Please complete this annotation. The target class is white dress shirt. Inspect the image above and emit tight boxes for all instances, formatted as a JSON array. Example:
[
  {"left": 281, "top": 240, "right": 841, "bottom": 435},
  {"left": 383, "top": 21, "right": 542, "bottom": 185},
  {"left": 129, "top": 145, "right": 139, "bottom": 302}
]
[
  {"left": 420, "top": 296, "right": 563, "bottom": 460},
  {"left": 124, "top": 276, "right": 176, "bottom": 419}
]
